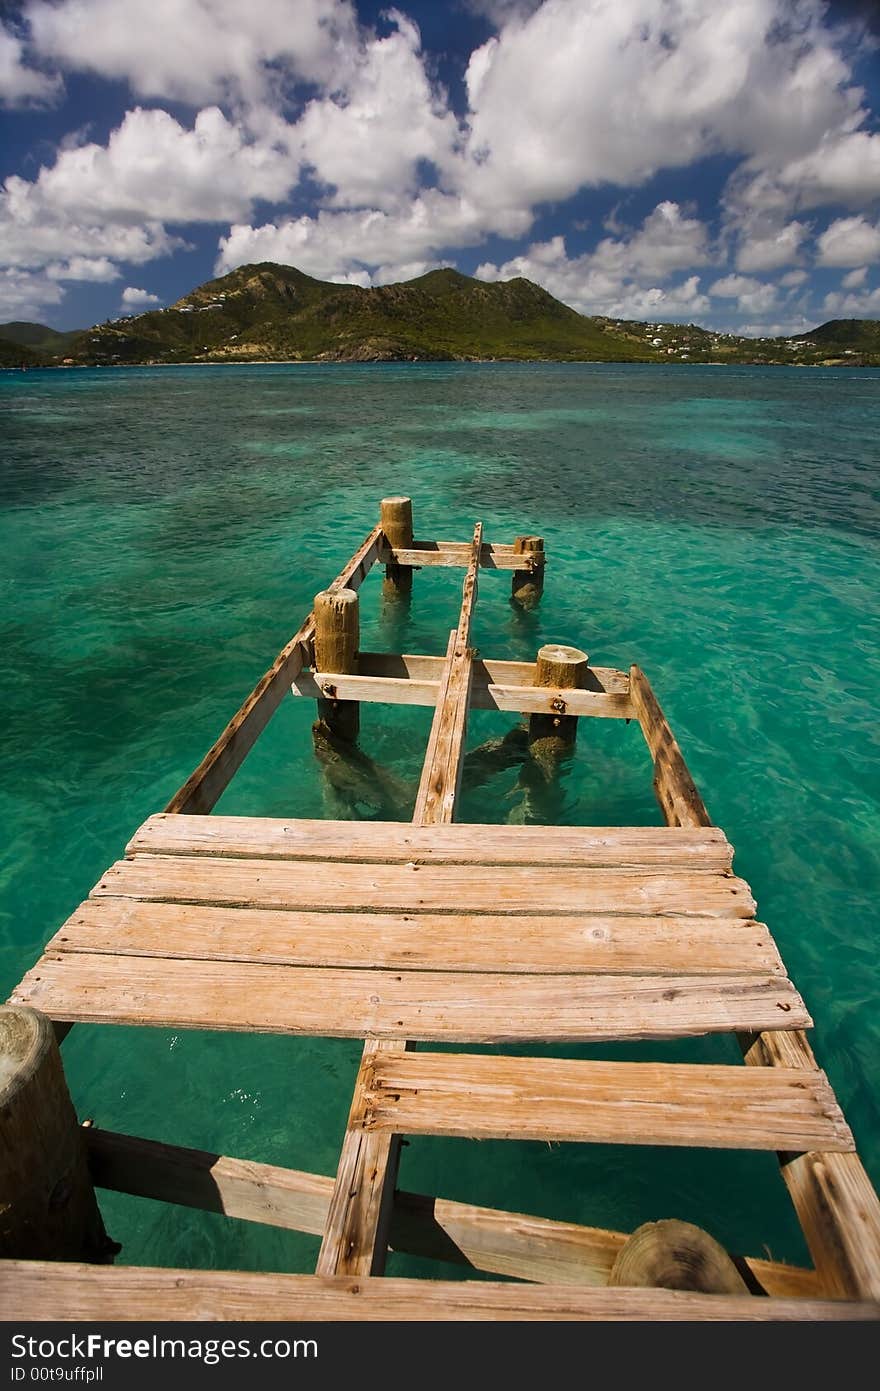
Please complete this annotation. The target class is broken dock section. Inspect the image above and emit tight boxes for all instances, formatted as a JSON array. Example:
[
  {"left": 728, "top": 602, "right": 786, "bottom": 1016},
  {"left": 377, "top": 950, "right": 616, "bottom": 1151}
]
[{"left": 2, "top": 497, "right": 879, "bottom": 1320}]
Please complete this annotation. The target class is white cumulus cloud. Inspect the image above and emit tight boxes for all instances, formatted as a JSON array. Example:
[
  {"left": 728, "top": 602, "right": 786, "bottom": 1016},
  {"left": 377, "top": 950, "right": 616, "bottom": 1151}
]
[
  {"left": 120, "top": 286, "right": 161, "bottom": 307},
  {"left": 816, "top": 215, "right": 880, "bottom": 267},
  {"left": 473, "top": 203, "right": 712, "bottom": 319},
  {"left": 841, "top": 266, "right": 868, "bottom": 289},
  {"left": 0, "top": 266, "right": 65, "bottom": 319},
  {"left": 26, "top": 0, "right": 357, "bottom": 105},
  {"left": 0, "top": 24, "right": 61, "bottom": 106}
]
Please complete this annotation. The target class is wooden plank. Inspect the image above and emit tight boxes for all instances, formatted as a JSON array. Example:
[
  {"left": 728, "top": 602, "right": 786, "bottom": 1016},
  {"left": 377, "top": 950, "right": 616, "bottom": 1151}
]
[
  {"left": 414, "top": 522, "right": 482, "bottom": 825},
  {"left": 49, "top": 899, "right": 785, "bottom": 976},
  {"left": 358, "top": 1052, "right": 853, "bottom": 1152},
  {"left": 293, "top": 670, "right": 441, "bottom": 707},
  {"left": 291, "top": 670, "right": 634, "bottom": 717},
  {"left": 630, "top": 666, "right": 712, "bottom": 828},
  {"left": 377, "top": 540, "right": 520, "bottom": 570},
  {"left": 741, "top": 1029, "right": 880, "bottom": 1300},
  {"left": 127, "top": 816, "right": 735, "bottom": 870},
  {"left": 357, "top": 651, "right": 631, "bottom": 695},
  {"left": 165, "top": 525, "right": 382, "bottom": 814},
  {"left": 3, "top": 1263, "right": 875, "bottom": 1320},
  {"left": 93, "top": 856, "right": 759, "bottom": 917},
  {"left": 83, "top": 1128, "right": 821, "bottom": 1296},
  {"left": 11, "top": 955, "right": 807, "bottom": 1040},
  {"left": 484, "top": 682, "right": 633, "bottom": 718}
]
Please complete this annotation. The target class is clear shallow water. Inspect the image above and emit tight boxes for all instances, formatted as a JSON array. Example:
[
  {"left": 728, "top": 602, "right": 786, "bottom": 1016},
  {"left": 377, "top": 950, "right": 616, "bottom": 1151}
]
[{"left": 1, "top": 361, "right": 879, "bottom": 1276}]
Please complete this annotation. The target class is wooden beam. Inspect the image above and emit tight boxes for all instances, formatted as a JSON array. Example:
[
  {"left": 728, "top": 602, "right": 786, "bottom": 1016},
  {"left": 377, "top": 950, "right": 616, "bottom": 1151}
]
[
  {"left": 314, "top": 1039, "right": 404, "bottom": 1277},
  {"left": 318, "top": 523, "right": 483, "bottom": 1278},
  {"left": 83, "top": 1127, "right": 822, "bottom": 1297},
  {"left": 741, "top": 1029, "right": 880, "bottom": 1300},
  {"left": 632, "top": 682, "right": 880, "bottom": 1300},
  {"left": 164, "top": 525, "right": 381, "bottom": 815},
  {"left": 377, "top": 539, "right": 521, "bottom": 570},
  {"left": 414, "top": 523, "right": 482, "bottom": 824},
  {"left": 3, "top": 1263, "right": 876, "bottom": 1321},
  {"left": 357, "top": 1051, "right": 853, "bottom": 1153},
  {"left": 630, "top": 666, "right": 712, "bottom": 827}
]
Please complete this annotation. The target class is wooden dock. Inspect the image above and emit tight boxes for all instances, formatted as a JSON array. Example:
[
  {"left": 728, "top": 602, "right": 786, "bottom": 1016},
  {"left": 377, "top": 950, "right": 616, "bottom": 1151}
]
[{"left": 2, "top": 497, "right": 879, "bottom": 1320}]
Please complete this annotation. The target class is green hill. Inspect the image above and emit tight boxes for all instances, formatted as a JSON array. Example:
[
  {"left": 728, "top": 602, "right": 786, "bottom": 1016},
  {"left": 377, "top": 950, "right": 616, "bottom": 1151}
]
[
  {"left": 0, "top": 335, "right": 45, "bottom": 368},
  {"left": 793, "top": 319, "right": 880, "bottom": 357},
  {"left": 0, "top": 321, "right": 81, "bottom": 356},
  {"left": 69, "top": 263, "right": 655, "bottom": 365},
  {"left": 8, "top": 267, "right": 879, "bottom": 368}
]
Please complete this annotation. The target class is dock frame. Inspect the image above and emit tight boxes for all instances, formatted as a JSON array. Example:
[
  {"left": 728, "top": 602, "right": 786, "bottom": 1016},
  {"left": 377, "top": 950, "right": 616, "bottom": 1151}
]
[{"left": 2, "top": 499, "right": 879, "bottom": 1320}]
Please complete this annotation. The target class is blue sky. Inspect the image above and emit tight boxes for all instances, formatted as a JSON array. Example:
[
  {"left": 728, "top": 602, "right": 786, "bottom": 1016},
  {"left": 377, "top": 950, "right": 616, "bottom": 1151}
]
[{"left": 2, "top": 0, "right": 880, "bottom": 334}]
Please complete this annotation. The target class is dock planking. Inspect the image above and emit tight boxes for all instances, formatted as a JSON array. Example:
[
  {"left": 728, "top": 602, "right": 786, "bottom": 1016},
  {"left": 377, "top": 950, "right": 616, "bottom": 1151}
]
[{"left": 4, "top": 495, "right": 879, "bottom": 1315}]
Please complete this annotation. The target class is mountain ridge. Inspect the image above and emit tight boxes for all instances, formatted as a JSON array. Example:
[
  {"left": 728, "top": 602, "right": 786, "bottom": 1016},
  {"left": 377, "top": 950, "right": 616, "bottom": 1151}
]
[{"left": 2, "top": 265, "right": 879, "bottom": 367}]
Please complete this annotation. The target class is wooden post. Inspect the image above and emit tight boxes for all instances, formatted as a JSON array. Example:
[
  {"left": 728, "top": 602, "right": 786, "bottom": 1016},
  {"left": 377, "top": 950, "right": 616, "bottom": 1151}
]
[
  {"left": 527, "top": 643, "right": 588, "bottom": 775},
  {"left": 608, "top": 1220, "right": 748, "bottom": 1294},
  {"left": 380, "top": 496, "right": 414, "bottom": 595},
  {"left": 511, "top": 535, "right": 545, "bottom": 609},
  {"left": 0, "top": 1006, "right": 114, "bottom": 1262},
  {"left": 313, "top": 588, "right": 360, "bottom": 742}
]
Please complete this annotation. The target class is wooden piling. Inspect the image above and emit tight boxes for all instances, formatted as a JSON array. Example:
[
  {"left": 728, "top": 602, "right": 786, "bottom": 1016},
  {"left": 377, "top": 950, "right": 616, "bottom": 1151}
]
[
  {"left": 511, "top": 535, "right": 545, "bottom": 609},
  {"left": 0, "top": 1005, "right": 113, "bottom": 1262},
  {"left": 313, "top": 588, "right": 360, "bottom": 742},
  {"left": 527, "top": 643, "right": 589, "bottom": 775},
  {"left": 608, "top": 1220, "right": 748, "bottom": 1294},
  {"left": 381, "top": 496, "right": 414, "bottom": 595}
]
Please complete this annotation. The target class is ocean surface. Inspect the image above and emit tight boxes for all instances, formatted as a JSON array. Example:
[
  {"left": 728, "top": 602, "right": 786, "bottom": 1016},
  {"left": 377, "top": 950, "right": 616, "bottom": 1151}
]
[{"left": 1, "top": 360, "right": 878, "bottom": 1278}]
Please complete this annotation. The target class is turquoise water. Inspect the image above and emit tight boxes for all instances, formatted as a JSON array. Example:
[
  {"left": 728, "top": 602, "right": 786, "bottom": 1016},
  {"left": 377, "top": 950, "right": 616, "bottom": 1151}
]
[{"left": 1, "top": 361, "right": 878, "bottom": 1277}]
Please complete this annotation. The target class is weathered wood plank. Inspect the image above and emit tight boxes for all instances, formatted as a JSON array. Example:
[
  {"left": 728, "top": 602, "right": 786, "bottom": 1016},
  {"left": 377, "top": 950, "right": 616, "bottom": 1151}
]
[
  {"left": 356, "top": 651, "right": 631, "bottom": 695},
  {"left": 165, "top": 525, "right": 382, "bottom": 815},
  {"left": 358, "top": 1052, "right": 853, "bottom": 1152},
  {"left": 630, "top": 666, "right": 712, "bottom": 828},
  {"left": 3, "top": 1263, "right": 875, "bottom": 1320},
  {"left": 93, "top": 855, "right": 758, "bottom": 917},
  {"left": 11, "top": 956, "right": 806, "bottom": 1039},
  {"left": 377, "top": 540, "right": 520, "bottom": 570},
  {"left": 413, "top": 522, "right": 482, "bottom": 824},
  {"left": 291, "top": 670, "right": 634, "bottom": 717},
  {"left": 127, "top": 816, "right": 735, "bottom": 870},
  {"left": 48, "top": 899, "right": 785, "bottom": 976},
  {"left": 83, "top": 1127, "right": 821, "bottom": 1296},
  {"left": 741, "top": 1030, "right": 880, "bottom": 1300}
]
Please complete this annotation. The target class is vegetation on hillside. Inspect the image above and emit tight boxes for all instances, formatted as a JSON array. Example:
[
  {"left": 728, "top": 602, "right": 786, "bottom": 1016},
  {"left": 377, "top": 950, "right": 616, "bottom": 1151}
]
[{"left": 3, "top": 265, "right": 879, "bottom": 368}]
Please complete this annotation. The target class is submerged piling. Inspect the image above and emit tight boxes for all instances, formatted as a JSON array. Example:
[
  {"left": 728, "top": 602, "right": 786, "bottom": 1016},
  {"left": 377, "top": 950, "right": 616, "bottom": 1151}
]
[
  {"left": 313, "top": 587, "right": 360, "bottom": 742},
  {"left": 0, "top": 1005, "right": 113, "bottom": 1262},
  {"left": 511, "top": 535, "right": 545, "bottom": 609},
  {"left": 381, "top": 495, "right": 414, "bottom": 596},
  {"left": 527, "top": 643, "right": 589, "bottom": 776}
]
